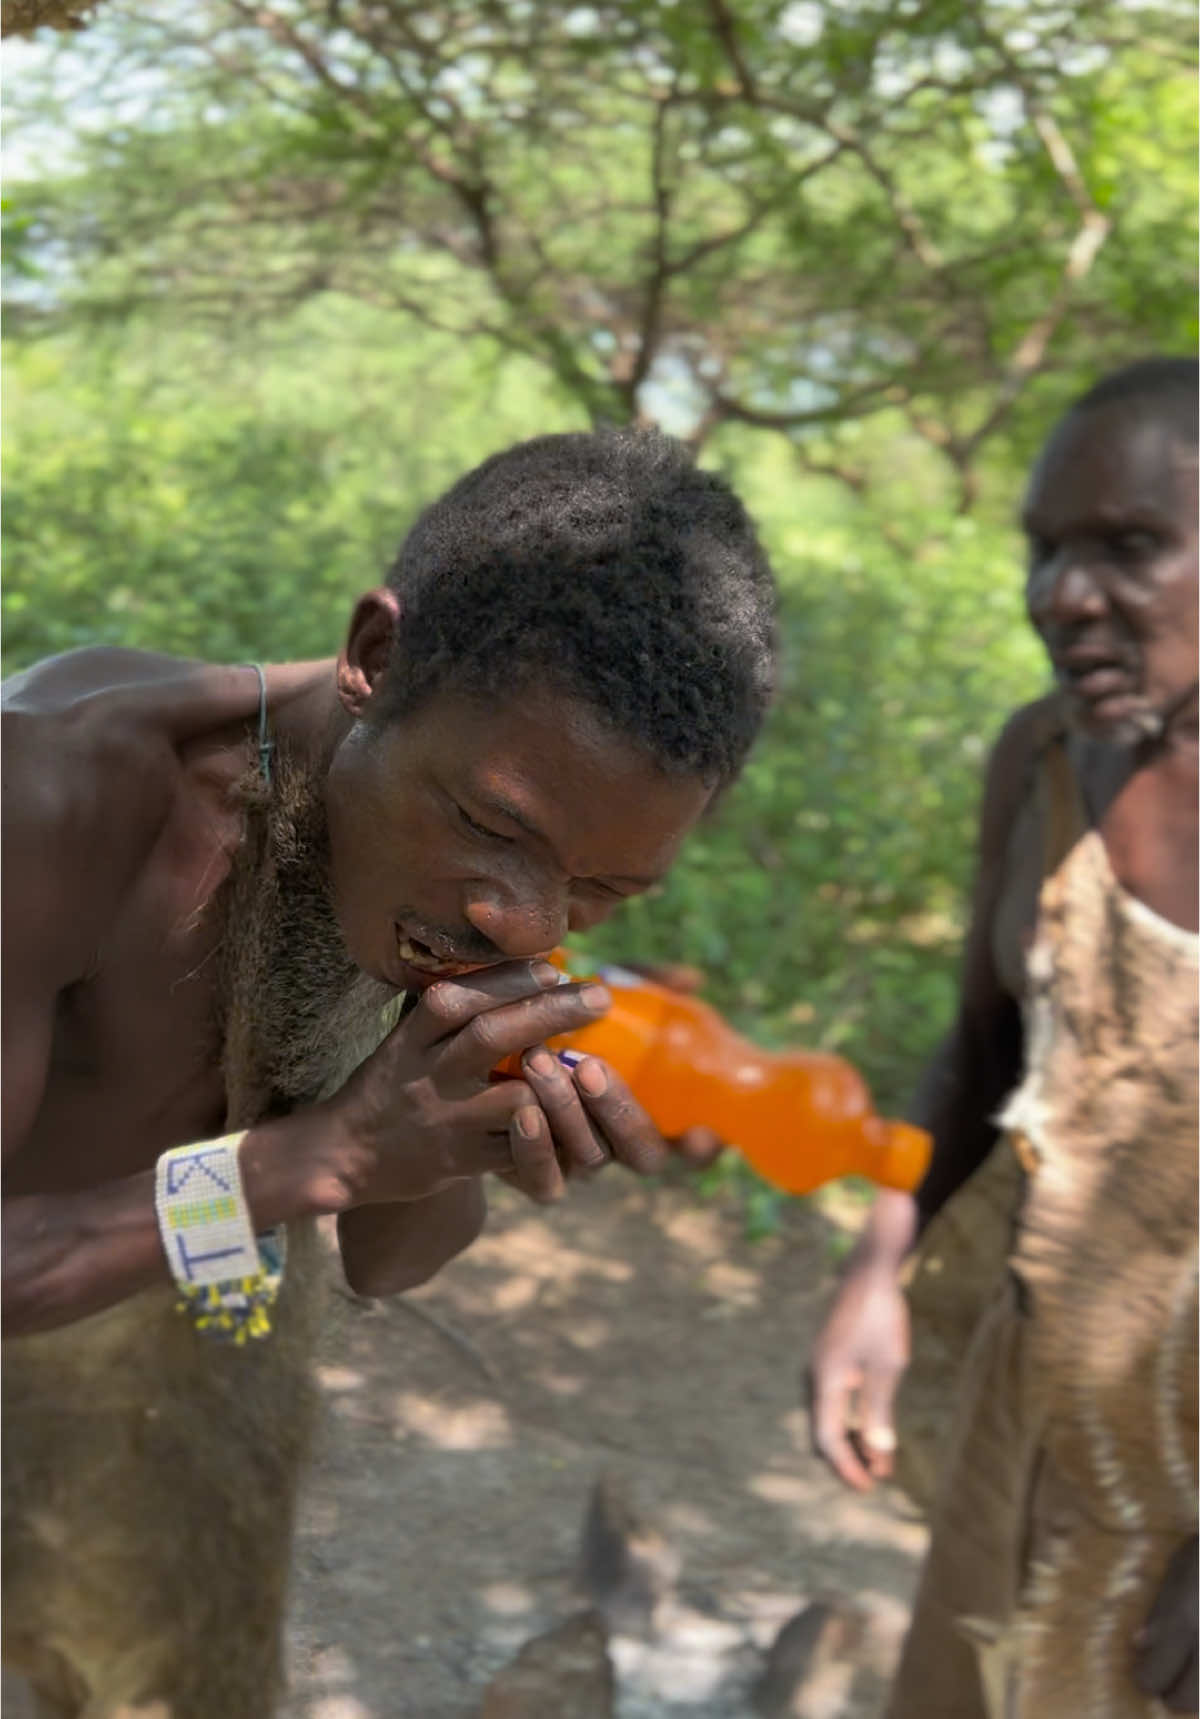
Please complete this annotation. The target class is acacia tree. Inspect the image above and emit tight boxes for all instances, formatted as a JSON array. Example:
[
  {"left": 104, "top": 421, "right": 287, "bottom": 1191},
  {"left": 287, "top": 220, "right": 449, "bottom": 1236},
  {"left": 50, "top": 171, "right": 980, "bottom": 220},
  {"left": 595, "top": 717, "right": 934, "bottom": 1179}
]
[
  {"left": 1, "top": 0, "right": 102, "bottom": 33},
  {"left": 6, "top": 0, "right": 1196, "bottom": 503},
  {"left": 5, "top": 0, "right": 1195, "bottom": 1126}
]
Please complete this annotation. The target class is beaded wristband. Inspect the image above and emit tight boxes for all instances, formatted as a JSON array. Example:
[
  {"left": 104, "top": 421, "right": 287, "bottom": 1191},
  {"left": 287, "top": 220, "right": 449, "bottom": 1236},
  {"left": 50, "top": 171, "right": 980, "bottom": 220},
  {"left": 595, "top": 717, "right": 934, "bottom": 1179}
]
[{"left": 154, "top": 1135, "right": 286, "bottom": 1344}]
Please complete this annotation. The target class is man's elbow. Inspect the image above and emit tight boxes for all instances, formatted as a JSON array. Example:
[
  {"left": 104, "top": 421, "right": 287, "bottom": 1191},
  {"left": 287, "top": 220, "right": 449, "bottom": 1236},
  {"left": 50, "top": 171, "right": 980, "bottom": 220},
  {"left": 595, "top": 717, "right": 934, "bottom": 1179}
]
[{"left": 338, "top": 1182, "right": 488, "bottom": 1299}]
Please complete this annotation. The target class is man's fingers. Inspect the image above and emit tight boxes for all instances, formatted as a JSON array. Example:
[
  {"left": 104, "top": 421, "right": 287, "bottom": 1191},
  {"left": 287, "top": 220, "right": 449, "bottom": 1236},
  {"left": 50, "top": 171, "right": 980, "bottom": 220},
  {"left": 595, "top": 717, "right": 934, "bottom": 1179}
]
[
  {"left": 430, "top": 1082, "right": 527, "bottom": 1180},
  {"left": 672, "top": 1126, "right": 725, "bottom": 1168},
  {"left": 1163, "top": 1651, "right": 1199, "bottom": 1714},
  {"left": 452, "top": 1079, "right": 565, "bottom": 1204},
  {"left": 820, "top": 1427, "right": 874, "bottom": 1492},
  {"left": 807, "top": 1367, "right": 875, "bottom": 1493},
  {"left": 508, "top": 1102, "right": 566, "bottom": 1205},
  {"left": 1133, "top": 1538, "right": 1199, "bottom": 1704},
  {"left": 568, "top": 1057, "right": 671, "bottom": 1177},
  {"left": 520, "top": 1048, "right": 611, "bottom": 1173},
  {"left": 430, "top": 981, "right": 614, "bottom": 1081},
  {"left": 1133, "top": 1619, "right": 1194, "bottom": 1701},
  {"left": 861, "top": 1427, "right": 897, "bottom": 1480},
  {"left": 403, "top": 960, "right": 565, "bottom": 1051},
  {"left": 859, "top": 1365, "right": 901, "bottom": 1478}
]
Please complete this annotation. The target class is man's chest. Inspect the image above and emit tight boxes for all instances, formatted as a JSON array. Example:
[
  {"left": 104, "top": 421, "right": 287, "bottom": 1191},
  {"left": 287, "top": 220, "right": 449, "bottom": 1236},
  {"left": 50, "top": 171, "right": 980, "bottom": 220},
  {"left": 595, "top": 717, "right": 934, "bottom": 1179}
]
[
  {"left": 9, "top": 870, "right": 235, "bottom": 1198},
  {"left": 1091, "top": 755, "right": 1199, "bottom": 933},
  {"left": 989, "top": 739, "right": 1200, "bottom": 1001}
]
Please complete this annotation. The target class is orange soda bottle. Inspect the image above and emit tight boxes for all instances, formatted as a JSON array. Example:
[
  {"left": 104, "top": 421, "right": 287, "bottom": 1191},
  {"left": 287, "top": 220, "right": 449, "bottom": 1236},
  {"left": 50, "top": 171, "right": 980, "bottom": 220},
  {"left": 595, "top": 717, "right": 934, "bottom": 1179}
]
[{"left": 497, "top": 955, "right": 930, "bottom": 1195}]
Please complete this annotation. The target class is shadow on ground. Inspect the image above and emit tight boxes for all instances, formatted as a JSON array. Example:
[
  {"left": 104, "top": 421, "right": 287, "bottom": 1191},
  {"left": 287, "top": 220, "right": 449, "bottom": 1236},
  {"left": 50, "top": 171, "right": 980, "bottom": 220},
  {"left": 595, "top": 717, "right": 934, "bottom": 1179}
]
[{"left": 281, "top": 1168, "right": 929, "bottom": 1719}]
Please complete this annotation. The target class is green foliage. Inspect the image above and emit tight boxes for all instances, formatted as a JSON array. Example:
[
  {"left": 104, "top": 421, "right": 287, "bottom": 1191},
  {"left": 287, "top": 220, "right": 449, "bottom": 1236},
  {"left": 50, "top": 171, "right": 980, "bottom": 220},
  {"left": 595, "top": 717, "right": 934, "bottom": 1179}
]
[
  {"left": 2, "top": 305, "right": 584, "bottom": 665},
  {"left": 5, "top": 0, "right": 1195, "bottom": 501},
  {"left": 3, "top": 314, "right": 1043, "bottom": 1123},
  {"left": 2, "top": 0, "right": 1191, "bottom": 1225},
  {"left": 576, "top": 431, "right": 1043, "bottom": 1111}
]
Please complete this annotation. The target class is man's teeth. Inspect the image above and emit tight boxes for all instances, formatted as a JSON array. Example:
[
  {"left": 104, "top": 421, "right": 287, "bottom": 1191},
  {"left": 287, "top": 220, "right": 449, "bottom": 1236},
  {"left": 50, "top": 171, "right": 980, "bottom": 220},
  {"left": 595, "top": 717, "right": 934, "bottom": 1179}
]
[{"left": 396, "top": 936, "right": 462, "bottom": 974}]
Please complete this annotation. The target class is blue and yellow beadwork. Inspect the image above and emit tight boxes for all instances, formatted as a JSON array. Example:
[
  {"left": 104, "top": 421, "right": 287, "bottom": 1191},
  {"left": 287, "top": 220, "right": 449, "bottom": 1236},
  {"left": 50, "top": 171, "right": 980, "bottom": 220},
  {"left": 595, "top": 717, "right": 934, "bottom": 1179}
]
[{"left": 174, "top": 1227, "right": 288, "bottom": 1345}]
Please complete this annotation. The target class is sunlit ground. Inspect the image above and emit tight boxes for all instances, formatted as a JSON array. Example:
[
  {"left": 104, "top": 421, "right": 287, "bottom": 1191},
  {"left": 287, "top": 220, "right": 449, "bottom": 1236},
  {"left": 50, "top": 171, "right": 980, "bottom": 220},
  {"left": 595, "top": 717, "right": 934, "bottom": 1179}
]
[{"left": 278, "top": 1172, "right": 926, "bottom": 1718}]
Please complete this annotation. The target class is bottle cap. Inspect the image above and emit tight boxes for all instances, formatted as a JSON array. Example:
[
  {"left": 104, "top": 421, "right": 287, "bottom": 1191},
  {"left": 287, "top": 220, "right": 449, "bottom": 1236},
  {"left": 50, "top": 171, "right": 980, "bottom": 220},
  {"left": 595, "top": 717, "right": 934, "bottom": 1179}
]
[{"left": 876, "top": 1121, "right": 933, "bottom": 1193}]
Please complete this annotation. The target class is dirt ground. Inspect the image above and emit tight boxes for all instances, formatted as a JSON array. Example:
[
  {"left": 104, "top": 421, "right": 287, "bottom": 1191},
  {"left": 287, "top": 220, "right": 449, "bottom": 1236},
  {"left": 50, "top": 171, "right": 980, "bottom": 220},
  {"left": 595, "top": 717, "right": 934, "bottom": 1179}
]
[
  {"left": 4, "top": 1152, "right": 1020, "bottom": 1719},
  {"left": 277, "top": 1167, "right": 931, "bottom": 1719}
]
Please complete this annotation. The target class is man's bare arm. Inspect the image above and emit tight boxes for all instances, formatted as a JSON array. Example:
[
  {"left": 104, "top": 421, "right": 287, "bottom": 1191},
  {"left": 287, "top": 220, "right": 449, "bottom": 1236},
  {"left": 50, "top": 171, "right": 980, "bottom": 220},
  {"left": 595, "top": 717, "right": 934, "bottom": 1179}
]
[
  {"left": 823, "top": 701, "right": 1041, "bottom": 1264},
  {"left": 1, "top": 707, "right": 169, "bottom": 1151},
  {"left": 808, "top": 698, "right": 1050, "bottom": 1487},
  {"left": 907, "top": 701, "right": 1043, "bottom": 1231},
  {"left": 2, "top": 1117, "right": 336, "bottom": 1334},
  {"left": 336, "top": 1182, "right": 489, "bottom": 1297},
  {"left": 0, "top": 715, "right": 341, "bottom": 1334}
]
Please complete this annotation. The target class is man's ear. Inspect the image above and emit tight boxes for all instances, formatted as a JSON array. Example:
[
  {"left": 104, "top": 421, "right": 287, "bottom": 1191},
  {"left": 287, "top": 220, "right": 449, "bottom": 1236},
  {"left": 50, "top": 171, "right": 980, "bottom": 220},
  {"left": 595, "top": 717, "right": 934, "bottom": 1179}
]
[{"left": 337, "top": 588, "right": 402, "bottom": 717}]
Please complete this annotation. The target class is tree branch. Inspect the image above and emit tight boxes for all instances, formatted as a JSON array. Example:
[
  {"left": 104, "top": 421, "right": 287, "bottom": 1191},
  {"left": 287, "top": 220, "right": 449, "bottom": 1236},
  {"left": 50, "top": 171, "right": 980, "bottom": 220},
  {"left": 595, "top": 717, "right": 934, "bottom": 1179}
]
[
  {"left": 704, "top": 0, "right": 757, "bottom": 102},
  {"left": 625, "top": 88, "right": 677, "bottom": 404},
  {"left": 956, "top": 64, "right": 1112, "bottom": 474},
  {"left": 711, "top": 377, "right": 899, "bottom": 432}
]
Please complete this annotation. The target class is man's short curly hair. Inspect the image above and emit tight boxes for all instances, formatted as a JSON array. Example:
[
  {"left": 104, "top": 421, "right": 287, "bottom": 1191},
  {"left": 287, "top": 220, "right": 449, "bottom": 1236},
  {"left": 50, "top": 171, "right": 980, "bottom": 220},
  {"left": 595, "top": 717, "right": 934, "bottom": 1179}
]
[
  {"left": 381, "top": 429, "right": 778, "bottom": 786},
  {"left": 1068, "top": 356, "right": 1198, "bottom": 443}
]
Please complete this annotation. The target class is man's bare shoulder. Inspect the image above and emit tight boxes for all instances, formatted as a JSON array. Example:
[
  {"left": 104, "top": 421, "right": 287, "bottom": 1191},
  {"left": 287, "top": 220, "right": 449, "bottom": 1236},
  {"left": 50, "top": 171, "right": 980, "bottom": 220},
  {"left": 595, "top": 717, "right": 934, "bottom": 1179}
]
[
  {"left": 3, "top": 648, "right": 202, "bottom": 817},
  {"left": 2, "top": 646, "right": 264, "bottom": 733},
  {"left": 989, "top": 691, "right": 1065, "bottom": 771},
  {"left": 979, "top": 692, "right": 1063, "bottom": 847},
  {"left": 3, "top": 657, "right": 180, "bottom": 955},
  {"left": 1, "top": 650, "right": 256, "bottom": 967}
]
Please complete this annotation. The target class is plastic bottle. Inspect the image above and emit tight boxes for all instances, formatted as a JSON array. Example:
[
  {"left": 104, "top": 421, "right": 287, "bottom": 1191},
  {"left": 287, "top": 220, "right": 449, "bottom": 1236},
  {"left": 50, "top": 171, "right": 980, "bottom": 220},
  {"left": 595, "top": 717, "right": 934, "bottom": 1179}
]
[{"left": 496, "top": 958, "right": 930, "bottom": 1195}]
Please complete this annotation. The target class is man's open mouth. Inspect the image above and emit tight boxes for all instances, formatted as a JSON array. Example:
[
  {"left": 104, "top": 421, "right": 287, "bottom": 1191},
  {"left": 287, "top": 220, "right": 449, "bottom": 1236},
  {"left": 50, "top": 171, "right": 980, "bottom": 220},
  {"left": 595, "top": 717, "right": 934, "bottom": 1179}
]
[
  {"left": 395, "top": 926, "right": 481, "bottom": 977},
  {"left": 1054, "top": 650, "right": 1131, "bottom": 700},
  {"left": 1065, "top": 662, "right": 1122, "bottom": 685}
]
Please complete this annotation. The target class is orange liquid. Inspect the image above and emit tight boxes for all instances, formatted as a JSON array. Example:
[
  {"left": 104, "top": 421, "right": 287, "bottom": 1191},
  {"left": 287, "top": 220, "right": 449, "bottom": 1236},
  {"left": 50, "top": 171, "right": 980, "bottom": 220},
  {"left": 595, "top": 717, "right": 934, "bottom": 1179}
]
[{"left": 496, "top": 960, "right": 930, "bottom": 1195}]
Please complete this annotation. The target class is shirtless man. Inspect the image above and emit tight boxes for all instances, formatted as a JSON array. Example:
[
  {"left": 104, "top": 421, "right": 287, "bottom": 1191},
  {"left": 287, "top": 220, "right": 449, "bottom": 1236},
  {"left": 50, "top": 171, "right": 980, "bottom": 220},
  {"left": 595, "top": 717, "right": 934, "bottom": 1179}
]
[
  {"left": 808, "top": 358, "right": 1198, "bottom": 1716},
  {"left": 2, "top": 428, "right": 777, "bottom": 1717}
]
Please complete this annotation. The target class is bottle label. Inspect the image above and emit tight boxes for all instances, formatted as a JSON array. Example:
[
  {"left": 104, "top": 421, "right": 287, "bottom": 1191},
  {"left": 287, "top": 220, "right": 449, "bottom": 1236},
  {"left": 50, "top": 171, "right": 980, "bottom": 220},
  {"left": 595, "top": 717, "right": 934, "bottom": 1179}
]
[{"left": 595, "top": 964, "right": 642, "bottom": 989}]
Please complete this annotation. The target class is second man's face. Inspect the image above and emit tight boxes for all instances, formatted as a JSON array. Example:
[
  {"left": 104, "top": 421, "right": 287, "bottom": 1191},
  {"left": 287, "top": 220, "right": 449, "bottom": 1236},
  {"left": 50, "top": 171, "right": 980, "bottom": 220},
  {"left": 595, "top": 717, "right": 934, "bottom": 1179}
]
[{"left": 1023, "top": 403, "right": 1199, "bottom": 745}]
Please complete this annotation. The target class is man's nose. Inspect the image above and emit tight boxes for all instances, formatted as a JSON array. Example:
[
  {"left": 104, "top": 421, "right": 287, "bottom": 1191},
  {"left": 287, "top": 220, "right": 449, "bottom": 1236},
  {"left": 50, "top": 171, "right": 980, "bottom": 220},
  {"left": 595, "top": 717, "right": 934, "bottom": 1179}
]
[
  {"left": 565, "top": 892, "right": 618, "bottom": 936},
  {"left": 463, "top": 891, "right": 568, "bottom": 961},
  {"left": 1028, "top": 553, "right": 1109, "bottom": 629}
]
